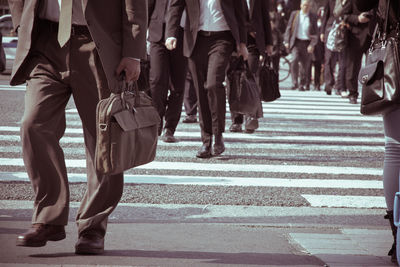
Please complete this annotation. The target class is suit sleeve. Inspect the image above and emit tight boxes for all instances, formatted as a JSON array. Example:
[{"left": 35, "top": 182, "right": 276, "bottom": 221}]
[
  {"left": 8, "top": 0, "right": 24, "bottom": 32},
  {"left": 283, "top": 11, "right": 295, "bottom": 45},
  {"left": 321, "top": 2, "right": 329, "bottom": 36},
  {"left": 122, "top": 0, "right": 148, "bottom": 60},
  {"left": 234, "top": 0, "right": 248, "bottom": 45},
  {"left": 148, "top": 0, "right": 156, "bottom": 25},
  {"left": 262, "top": 0, "right": 273, "bottom": 46},
  {"left": 309, "top": 14, "right": 318, "bottom": 47},
  {"left": 165, "top": 0, "right": 185, "bottom": 39},
  {"left": 355, "top": 0, "right": 378, "bottom": 12}
]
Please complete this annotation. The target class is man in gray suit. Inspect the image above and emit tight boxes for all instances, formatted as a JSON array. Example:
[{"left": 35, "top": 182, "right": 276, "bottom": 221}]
[
  {"left": 284, "top": 0, "right": 318, "bottom": 91},
  {"left": 8, "top": 0, "right": 147, "bottom": 255}
]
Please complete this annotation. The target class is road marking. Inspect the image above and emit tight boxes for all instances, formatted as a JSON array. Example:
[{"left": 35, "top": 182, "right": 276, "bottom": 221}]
[
  {"left": 0, "top": 133, "right": 384, "bottom": 144},
  {"left": 302, "top": 194, "right": 386, "bottom": 208},
  {"left": 0, "top": 171, "right": 383, "bottom": 188},
  {"left": 0, "top": 85, "right": 25, "bottom": 91},
  {"left": 0, "top": 158, "right": 383, "bottom": 175}
]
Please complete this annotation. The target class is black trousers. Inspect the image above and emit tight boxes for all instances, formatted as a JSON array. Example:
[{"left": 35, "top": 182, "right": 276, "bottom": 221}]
[
  {"left": 324, "top": 48, "right": 338, "bottom": 89},
  {"left": 183, "top": 70, "right": 197, "bottom": 116},
  {"left": 345, "top": 35, "right": 366, "bottom": 98},
  {"left": 149, "top": 27, "right": 187, "bottom": 134},
  {"left": 188, "top": 31, "right": 235, "bottom": 145}
]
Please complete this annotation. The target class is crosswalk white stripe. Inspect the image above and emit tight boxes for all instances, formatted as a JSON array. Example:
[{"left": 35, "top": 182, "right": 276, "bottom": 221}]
[
  {"left": 0, "top": 85, "right": 26, "bottom": 91},
  {"left": 0, "top": 171, "right": 382, "bottom": 189},
  {"left": 0, "top": 158, "right": 383, "bottom": 175},
  {"left": 0, "top": 133, "right": 384, "bottom": 143},
  {"left": 0, "top": 126, "right": 381, "bottom": 134},
  {"left": 302, "top": 194, "right": 386, "bottom": 208},
  {"left": 0, "top": 143, "right": 384, "bottom": 153}
]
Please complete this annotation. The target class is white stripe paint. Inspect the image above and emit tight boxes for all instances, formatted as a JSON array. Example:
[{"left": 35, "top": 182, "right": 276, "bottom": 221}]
[
  {"left": 0, "top": 172, "right": 382, "bottom": 189},
  {"left": 0, "top": 133, "right": 384, "bottom": 144},
  {"left": 262, "top": 104, "right": 361, "bottom": 111},
  {"left": 0, "top": 85, "right": 26, "bottom": 91},
  {"left": 0, "top": 142, "right": 384, "bottom": 153},
  {"left": 0, "top": 126, "right": 382, "bottom": 135},
  {"left": 302, "top": 194, "right": 386, "bottom": 208},
  {"left": 0, "top": 158, "right": 383, "bottom": 175}
]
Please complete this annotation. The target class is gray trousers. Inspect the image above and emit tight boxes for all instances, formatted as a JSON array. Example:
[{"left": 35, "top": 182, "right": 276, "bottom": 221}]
[{"left": 21, "top": 21, "right": 123, "bottom": 237}]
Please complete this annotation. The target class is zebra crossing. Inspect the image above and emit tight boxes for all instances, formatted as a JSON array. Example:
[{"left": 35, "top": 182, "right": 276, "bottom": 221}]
[{"left": 0, "top": 89, "right": 385, "bottom": 209}]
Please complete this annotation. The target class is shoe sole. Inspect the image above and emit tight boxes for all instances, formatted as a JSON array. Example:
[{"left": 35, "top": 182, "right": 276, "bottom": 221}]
[
  {"left": 16, "top": 232, "right": 66, "bottom": 247},
  {"left": 213, "top": 147, "right": 225, "bottom": 156},
  {"left": 196, "top": 153, "right": 212, "bottom": 158},
  {"left": 75, "top": 246, "right": 104, "bottom": 255}
]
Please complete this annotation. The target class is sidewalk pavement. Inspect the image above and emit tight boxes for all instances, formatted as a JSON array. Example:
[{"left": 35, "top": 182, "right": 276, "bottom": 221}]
[{"left": 0, "top": 203, "right": 397, "bottom": 267}]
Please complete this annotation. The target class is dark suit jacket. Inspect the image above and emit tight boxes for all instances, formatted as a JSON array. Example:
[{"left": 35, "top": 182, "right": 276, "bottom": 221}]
[
  {"left": 247, "top": 0, "right": 273, "bottom": 55},
  {"left": 165, "top": 0, "right": 247, "bottom": 58},
  {"left": 8, "top": 0, "right": 147, "bottom": 93},
  {"left": 344, "top": 0, "right": 374, "bottom": 52},
  {"left": 148, "top": 0, "right": 170, "bottom": 43},
  {"left": 283, "top": 10, "right": 318, "bottom": 50},
  {"left": 321, "top": 0, "right": 337, "bottom": 42}
]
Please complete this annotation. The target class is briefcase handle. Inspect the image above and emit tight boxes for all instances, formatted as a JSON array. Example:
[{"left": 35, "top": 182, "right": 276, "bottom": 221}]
[{"left": 119, "top": 72, "right": 141, "bottom": 110}]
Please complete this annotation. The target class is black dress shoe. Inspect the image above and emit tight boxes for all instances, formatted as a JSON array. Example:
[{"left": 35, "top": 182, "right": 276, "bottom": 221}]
[
  {"left": 324, "top": 85, "right": 332, "bottom": 95},
  {"left": 16, "top": 224, "right": 66, "bottom": 247},
  {"left": 298, "top": 86, "right": 305, "bottom": 91},
  {"left": 229, "top": 123, "right": 242, "bottom": 132},
  {"left": 161, "top": 128, "right": 177, "bottom": 143},
  {"left": 75, "top": 231, "right": 104, "bottom": 255},
  {"left": 349, "top": 96, "right": 357, "bottom": 104},
  {"left": 196, "top": 144, "right": 212, "bottom": 158},
  {"left": 182, "top": 115, "right": 197, "bottom": 123},
  {"left": 213, "top": 134, "right": 225, "bottom": 156}
]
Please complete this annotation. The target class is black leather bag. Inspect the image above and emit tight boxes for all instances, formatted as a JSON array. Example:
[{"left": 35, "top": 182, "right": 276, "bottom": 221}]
[
  {"left": 259, "top": 56, "right": 280, "bottom": 102},
  {"left": 358, "top": 1, "right": 400, "bottom": 115},
  {"left": 227, "top": 57, "right": 260, "bottom": 115}
]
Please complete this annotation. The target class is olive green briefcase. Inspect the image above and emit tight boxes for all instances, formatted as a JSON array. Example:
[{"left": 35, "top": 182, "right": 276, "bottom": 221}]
[{"left": 95, "top": 82, "right": 160, "bottom": 175}]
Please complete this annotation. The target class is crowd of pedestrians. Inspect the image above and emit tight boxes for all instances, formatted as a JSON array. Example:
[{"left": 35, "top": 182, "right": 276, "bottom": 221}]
[{"left": 7, "top": 0, "right": 400, "bottom": 263}]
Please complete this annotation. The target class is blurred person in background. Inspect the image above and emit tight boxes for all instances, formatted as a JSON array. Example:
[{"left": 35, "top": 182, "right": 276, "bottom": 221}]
[
  {"left": 229, "top": 0, "right": 273, "bottom": 134},
  {"left": 343, "top": 0, "right": 374, "bottom": 104},
  {"left": 284, "top": 0, "right": 318, "bottom": 91},
  {"left": 148, "top": 0, "right": 188, "bottom": 143}
]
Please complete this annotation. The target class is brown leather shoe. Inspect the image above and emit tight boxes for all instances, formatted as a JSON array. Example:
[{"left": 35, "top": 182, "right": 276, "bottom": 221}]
[
  {"left": 213, "top": 134, "right": 225, "bottom": 156},
  {"left": 162, "top": 128, "right": 177, "bottom": 143},
  {"left": 196, "top": 144, "right": 212, "bottom": 158},
  {"left": 75, "top": 231, "right": 104, "bottom": 255},
  {"left": 16, "top": 224, "right": 66, "bottom": 247}
]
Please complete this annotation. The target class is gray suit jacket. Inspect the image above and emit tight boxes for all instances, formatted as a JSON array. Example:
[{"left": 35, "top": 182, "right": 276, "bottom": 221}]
[
  {"left": 284, "top": 10, "right": 318, "bottom": 50},
  {"left": 8, "top": 0, "right": 147, "bottom": 93}
]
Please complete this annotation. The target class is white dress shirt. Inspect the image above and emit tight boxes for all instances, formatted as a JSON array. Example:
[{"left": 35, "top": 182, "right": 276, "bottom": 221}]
[
  {"left": 39, "top": 0, "right": 86, "bottom": 25},
  {"left": 296, "top": 10, "right": 311, "bottom": 40},
  {"left": 199, "top": 0, "right": 230, "bottom": 31}
]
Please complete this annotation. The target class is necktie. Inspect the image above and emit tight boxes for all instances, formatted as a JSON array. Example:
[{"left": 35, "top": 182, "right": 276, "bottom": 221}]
[{"left": 58, "top": 0, "right": 73, "bottom": 47}]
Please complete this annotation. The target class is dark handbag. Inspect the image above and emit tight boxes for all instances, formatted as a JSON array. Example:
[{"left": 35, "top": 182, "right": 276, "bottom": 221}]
[
  {"left": 226, "top": 57, "right": 260, "bottom": 115},
  {"left": 358, "top": 0, "right": 400, "bottom": 115},
  {"left": 95, "top": 81, "right": 161, "bottom": 175},
  {"left": 326, "top": 19, "right": 348, "bottom": 52},
  {"left": 259, "top": 56, "right": 280, "bottom": 102}
]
